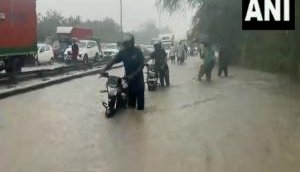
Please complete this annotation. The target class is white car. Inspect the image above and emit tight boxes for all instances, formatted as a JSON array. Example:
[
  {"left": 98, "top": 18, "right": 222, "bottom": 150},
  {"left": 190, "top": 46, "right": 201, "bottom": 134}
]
[
  {"left": 36, "top": 43, "right": 54, "bottom": 65},
  {"left": 64, "top": 40, "right": 101, "bottom": 63},
  {"left": 101, "top": 43, "right": 119, "bottom": 60}
]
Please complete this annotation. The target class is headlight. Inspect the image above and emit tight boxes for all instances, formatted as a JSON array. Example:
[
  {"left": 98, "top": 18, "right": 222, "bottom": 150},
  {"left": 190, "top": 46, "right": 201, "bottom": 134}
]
[
  {"left": 122, "top": 80, "right": 128, "bottom": 89},
  {"left": 149, "top": 71, "right": 156, "bottom": 77},
  {"left": 108, "top": 87, "right": 118, "bottom": 96}
]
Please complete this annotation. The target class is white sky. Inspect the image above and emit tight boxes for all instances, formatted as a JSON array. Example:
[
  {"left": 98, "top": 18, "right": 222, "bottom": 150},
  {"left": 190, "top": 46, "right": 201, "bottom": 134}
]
[{"left": 36, "top": 0, "right": 196, "bottom": 39}]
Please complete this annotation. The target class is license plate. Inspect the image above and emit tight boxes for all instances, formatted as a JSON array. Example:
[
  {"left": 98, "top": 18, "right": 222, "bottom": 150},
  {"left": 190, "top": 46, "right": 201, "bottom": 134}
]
[{"left": 148, "top": 78, "right": 157, "bottom": 82}]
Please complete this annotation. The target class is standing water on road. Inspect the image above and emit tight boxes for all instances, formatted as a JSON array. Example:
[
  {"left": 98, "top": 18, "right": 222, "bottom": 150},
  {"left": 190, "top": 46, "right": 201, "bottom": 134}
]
[
  {"left": 1, "top": 0, "right": 300, "bottom": 171},
  {"left": 1, "top": 57, "right": 300, "bottom": 172}
]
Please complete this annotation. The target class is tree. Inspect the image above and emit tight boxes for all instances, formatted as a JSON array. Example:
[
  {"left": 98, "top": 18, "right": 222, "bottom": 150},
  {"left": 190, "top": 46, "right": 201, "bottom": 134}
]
[
  {"left": 157, "top": 0, "right": 300, "bottom": 78},
  {"left": 37, "top": 10, "right": 64, "bottom": 41},
  {"left": 157, "top": 0, "right": 243, "bottom": 61},
  {"left": 80, "top": 18, "right": 122, "bottom": 43},
  {"left": 38, "top": 10, "right": 122, "bottom": 43}
]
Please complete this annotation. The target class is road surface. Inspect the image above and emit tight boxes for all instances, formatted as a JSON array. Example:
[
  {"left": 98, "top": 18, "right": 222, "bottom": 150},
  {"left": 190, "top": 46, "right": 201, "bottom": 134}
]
[{"left": 1, "top": 57, "right": 300, "bottom": 172}]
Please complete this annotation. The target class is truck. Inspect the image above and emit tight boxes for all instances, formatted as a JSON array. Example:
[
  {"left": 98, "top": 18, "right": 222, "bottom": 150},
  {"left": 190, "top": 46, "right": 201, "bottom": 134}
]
[
  {"left": 56, "top": 27, "right": 93, "bottom": 40},
  {"left": 54, "top": 27, "right": 94, "bottom": 60},
  {"left": 158, "top": 33, "right": 175, "bottom": 56},
  {"left": 0, "top": 0, "right": 37, "bottom": 74}
]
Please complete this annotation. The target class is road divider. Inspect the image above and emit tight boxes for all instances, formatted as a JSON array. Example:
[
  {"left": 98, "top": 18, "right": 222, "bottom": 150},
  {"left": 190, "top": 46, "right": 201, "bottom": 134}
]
[{"left": 0, "top": 64, "right": 123, "bottom": 100}]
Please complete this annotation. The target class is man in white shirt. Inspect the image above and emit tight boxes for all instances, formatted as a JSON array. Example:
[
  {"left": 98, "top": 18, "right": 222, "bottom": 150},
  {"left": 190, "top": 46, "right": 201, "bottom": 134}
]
[{"left": 169, "top": 43, "right": 176, "bottom": 64}]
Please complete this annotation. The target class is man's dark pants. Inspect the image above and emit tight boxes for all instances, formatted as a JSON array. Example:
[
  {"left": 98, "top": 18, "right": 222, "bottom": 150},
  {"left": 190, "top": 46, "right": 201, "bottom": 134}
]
[
  {"left": 159, "top": 66, "right": 170, "bottom": 87},
  {"left": 127, "top": 80, "right": 145, "bottom": 110},
  {"left": 218, "top": 63, "right": 228, "bottom": 77}
]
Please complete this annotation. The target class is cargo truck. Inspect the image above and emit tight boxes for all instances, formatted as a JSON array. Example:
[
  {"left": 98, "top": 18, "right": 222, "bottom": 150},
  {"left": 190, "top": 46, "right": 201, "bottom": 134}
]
[
  {"left": 0, "top": 0, "right": 37, "bottom": 74},
  {"left": 54, "top": 27, "right": 94, "bottom": 60}
]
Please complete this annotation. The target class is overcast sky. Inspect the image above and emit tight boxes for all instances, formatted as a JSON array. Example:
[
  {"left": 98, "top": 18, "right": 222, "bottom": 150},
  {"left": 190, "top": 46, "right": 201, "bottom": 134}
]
[{"left": 36, "top": 0, "right": 195, "bottom": 39}]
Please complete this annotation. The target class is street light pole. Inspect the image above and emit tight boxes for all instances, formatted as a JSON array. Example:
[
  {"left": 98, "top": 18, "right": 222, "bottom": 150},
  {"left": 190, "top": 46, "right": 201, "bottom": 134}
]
[
  {"left": 158, "top": 10, "right": 161, "bottom": 32},
  {"left": 157, "top": 7, "right": 161, "bottom": 33},
  {"left": 120, "top": 0, "right": 123, "bottom": 34}
]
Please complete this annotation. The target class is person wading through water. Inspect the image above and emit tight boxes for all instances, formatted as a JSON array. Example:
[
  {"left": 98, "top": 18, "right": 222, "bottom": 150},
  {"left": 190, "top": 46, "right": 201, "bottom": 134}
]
[{"left": 198, "top": 42, "right": 216, "bottom": 82}]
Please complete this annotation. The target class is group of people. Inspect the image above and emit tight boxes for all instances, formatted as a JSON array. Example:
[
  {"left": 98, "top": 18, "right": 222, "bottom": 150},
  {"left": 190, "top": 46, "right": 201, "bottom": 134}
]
[
  {"left": 100, "top": 34, "right": 229, "bottom": 111},
  {"left": 100, "top": 34, "right": 170, "bottom": 111},
  {"left": 198, "top": 42, "right": 229, "bottom": 82},
  {"left": 169, "top": 42, "right": 188, "bottom": 65}
]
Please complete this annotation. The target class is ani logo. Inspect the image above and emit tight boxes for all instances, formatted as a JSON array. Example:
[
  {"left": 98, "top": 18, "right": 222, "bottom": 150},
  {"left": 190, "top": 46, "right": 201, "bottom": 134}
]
[{"left": 242, "top": 0, "right": 295, "bottom": 30}]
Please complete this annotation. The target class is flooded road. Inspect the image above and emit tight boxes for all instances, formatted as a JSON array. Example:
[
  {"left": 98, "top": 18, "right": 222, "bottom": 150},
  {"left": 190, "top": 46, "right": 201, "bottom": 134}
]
[{"left": 1, "top": 57, "right": 300, "bottom": 172}]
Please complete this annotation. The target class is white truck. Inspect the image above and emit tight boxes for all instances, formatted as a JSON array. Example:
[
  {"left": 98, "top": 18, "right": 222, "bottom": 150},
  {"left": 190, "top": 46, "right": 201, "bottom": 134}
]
[{"left": 158, "top": 33, "right": 175, "bottom": 56}]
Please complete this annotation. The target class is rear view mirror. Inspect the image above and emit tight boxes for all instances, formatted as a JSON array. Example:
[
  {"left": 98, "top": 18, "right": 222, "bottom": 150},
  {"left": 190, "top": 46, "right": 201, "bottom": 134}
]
[{"left": 100, "top": 90, "right": 107, "bottom": 93}]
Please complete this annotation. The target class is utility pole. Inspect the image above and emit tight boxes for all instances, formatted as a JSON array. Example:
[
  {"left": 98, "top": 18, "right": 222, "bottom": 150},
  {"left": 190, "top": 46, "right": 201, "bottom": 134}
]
[
  {"left": 120, "top": 0, "right": 123, "bottom": 34},
  {"left": 158, "top": 8, "right": 162, "bottom": 33}
]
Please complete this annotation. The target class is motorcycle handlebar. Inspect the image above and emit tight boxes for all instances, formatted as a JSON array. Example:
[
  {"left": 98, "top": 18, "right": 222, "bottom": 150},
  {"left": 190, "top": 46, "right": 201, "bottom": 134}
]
[
  {"left": 99, "top": 72, "right": 109, "bottom": 78},
  {"left": 100, "top": 72, "right": 127, "bottom": 81}
]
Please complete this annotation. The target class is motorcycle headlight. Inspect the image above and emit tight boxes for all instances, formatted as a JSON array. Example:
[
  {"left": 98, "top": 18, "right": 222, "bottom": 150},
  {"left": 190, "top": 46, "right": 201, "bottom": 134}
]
[
  {"left": 149, "top": 71, "right": 156, "bottom": 77},
  {"left": 122, "top": 80, "right": 128, "bottom": 89},
  {"left": 108, "top": 87, "right": 118, "bottom": 96}
]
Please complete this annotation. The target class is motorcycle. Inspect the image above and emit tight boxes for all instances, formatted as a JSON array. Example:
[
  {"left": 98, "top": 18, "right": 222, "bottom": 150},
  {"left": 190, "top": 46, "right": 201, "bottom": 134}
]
[
  {"left": 145, "top": 63, "right": 159, "bottom": 91},
  {"left": 100, "top": 72, "right": 128, "bottom": 118}
]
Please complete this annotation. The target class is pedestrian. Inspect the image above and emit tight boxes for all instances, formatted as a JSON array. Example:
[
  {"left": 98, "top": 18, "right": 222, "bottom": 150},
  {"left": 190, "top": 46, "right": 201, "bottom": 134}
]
[
  {"left": 218, "top": 46, "right": 229, "bottom": 77},
  {"left": 184, "top": 43, "right": 188, "bottom": 60},
  {"left": 148, "top": 41, "right": 170, "bottom": 87},
  {"left": 198, "top": 42, "right": 216, "bottom": 82},
  {"left": 177, "top": 42, "right": 185, "bottom": 65},
  {"left": 71, "top": 39, "right": 79, "bottom": 62},
  {"left": 100, "top": 34, "right": 145, "bottom": 110},
  {"left": 169, "top": 43, "right": 176, "bottom": 65}
]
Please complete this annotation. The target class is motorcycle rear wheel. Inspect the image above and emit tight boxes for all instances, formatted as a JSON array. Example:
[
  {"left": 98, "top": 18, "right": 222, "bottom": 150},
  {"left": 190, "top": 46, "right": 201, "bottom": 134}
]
[{"left": 148, "top": 84, "right": 156, "bottom": 91}]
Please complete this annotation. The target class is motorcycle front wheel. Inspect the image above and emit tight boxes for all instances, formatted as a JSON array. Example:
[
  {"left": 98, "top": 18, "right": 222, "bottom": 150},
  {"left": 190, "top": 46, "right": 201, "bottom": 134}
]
[
  {"left": 148, "top": 83, "right": 157, "bottom": 91},
  {"left": 105, "top": 109, "right": 114, "bottom": 118}
]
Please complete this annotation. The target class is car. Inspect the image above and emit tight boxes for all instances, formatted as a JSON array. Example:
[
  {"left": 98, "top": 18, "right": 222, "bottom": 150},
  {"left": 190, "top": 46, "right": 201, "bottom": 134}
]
[
  {"left": 64, "top": 40, "right": 101, "bottom": 63},
  {"left": 36, "top": 43, "right": 55, "bottom": 65},
  {"left": 101, "top": 43, "right": 119, "bottom": 60}
]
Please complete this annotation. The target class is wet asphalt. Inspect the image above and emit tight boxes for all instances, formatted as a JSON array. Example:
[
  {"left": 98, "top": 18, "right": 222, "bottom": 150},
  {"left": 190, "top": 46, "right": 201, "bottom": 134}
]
[{"left": 1, "top": 56, "right": 300, "bottom": 172}]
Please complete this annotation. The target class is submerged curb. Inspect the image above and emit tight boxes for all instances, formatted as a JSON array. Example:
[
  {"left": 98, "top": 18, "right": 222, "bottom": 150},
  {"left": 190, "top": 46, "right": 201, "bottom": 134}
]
[{"left": 0, "top": 64, "right": 123, "bottom": 100}]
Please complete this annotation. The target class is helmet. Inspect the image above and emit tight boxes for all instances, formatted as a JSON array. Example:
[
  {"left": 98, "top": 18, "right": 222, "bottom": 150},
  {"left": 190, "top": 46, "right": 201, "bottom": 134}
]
[
  {"left": 153, "top": 40, "right": 162, "bottom": 50},
  {"left": 122, "top": 33, "right": 135, "bottom": 49}
]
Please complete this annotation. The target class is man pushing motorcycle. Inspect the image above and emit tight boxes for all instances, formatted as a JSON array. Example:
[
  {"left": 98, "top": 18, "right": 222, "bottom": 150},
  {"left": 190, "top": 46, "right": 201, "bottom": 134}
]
[
  {"left": 100, "top": 34, "right": 145, "bottom": 111},
  {"left": 147, "top": 41, "right": 170, "bottom": 87}
]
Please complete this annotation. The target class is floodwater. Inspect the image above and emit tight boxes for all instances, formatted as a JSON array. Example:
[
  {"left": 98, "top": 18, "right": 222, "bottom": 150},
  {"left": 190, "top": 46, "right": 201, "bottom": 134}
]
[{"left": 0, "top": 57, "right": 300, "bottom": 172}]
